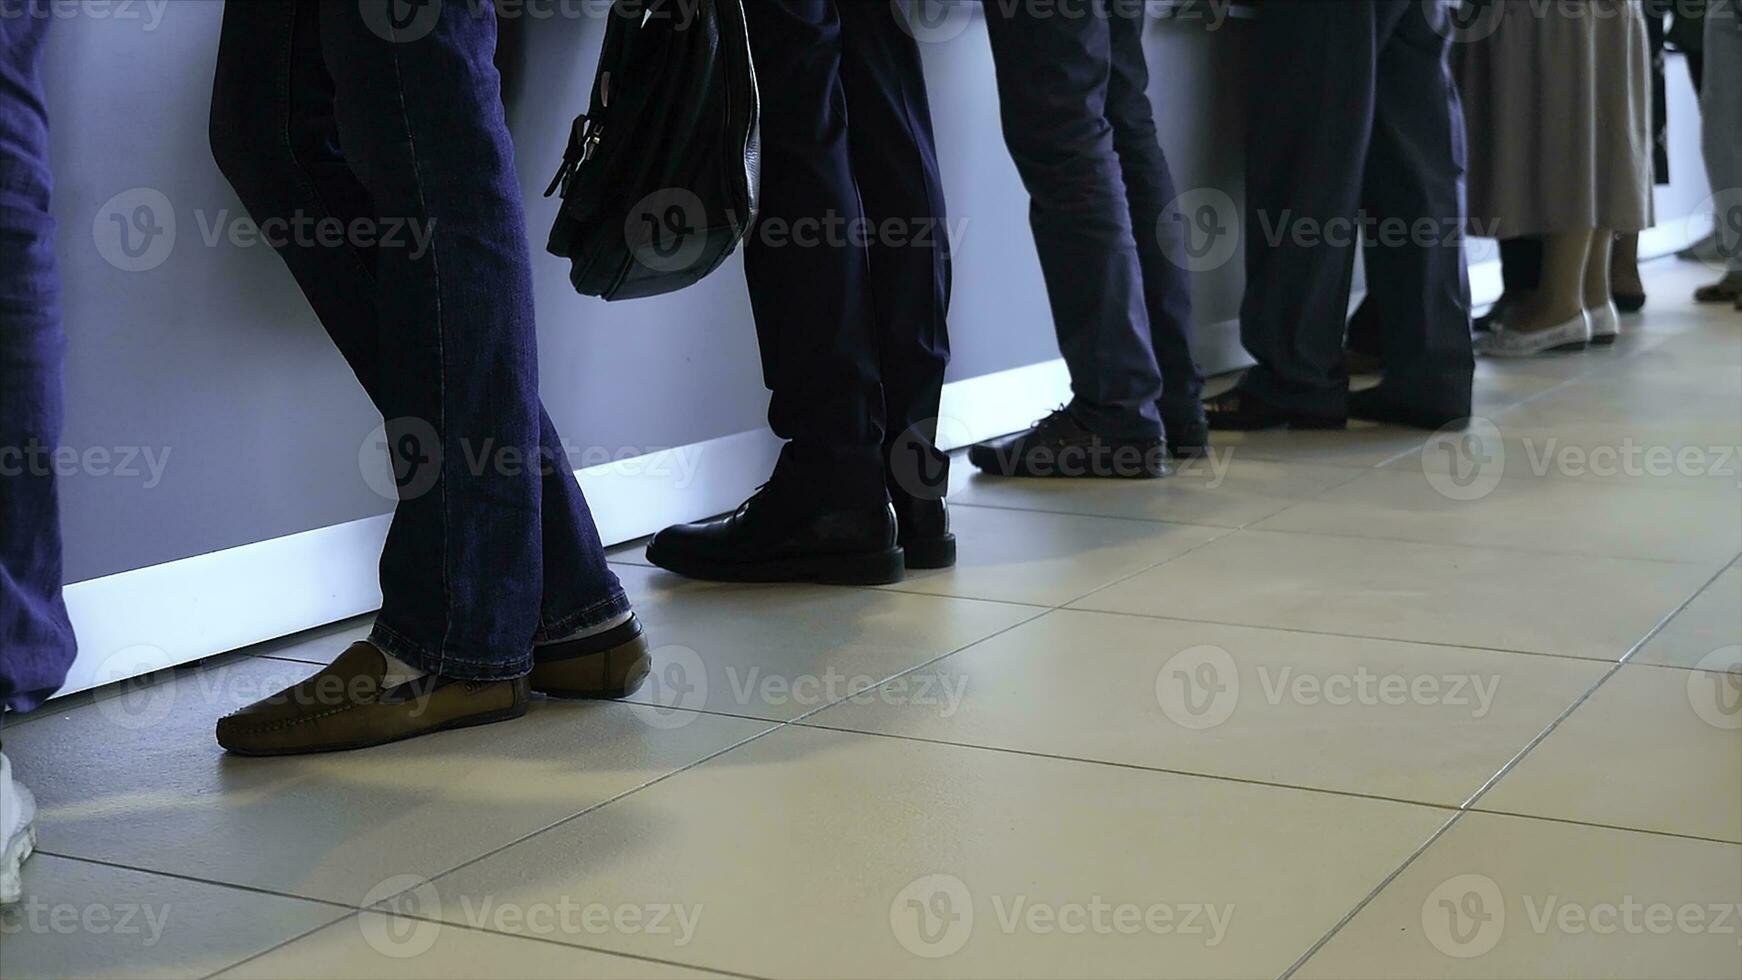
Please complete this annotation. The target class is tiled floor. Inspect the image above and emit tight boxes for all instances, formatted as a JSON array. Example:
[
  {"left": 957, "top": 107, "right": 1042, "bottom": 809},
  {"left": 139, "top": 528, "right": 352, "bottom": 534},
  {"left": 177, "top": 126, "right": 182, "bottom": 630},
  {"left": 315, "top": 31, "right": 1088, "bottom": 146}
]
[{"left": 3, "top": 261, "right": 1739, "bottom": 979}]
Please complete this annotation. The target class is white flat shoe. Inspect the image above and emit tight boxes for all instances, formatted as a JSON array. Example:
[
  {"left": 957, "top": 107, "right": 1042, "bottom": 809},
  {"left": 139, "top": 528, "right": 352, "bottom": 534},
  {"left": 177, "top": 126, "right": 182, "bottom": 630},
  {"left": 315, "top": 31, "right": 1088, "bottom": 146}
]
[
  {"left": 1476, "top": 311, "right": 1591, "bottom": 358},
  {"left": 0, "top": 752, "right": 37, "bottom": 905},
  {"left": 1588, "top": 302, "right": 1621, "bottom": 347}
]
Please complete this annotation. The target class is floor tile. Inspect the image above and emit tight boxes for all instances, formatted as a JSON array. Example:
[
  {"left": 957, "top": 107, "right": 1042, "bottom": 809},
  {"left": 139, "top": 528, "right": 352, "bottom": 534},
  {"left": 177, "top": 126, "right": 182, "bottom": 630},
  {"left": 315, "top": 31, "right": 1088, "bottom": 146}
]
[
  {"left": 948, "top": 455, "right": 1359, "bottom": 529},
  {"left": 0, "top": 854, "right": 344, "bottom": 980},
  {"left": 807, "top": 608, "right": 1608, "bottom": 806},
  {"left": 1198, "top": 424, "right": 1428, "bottom": 469},
  {"left": 1476, "top": 663, "right": 1742, "bottom": 843},
  {"left": 1636, "top": 563, "right": 1742, "bottom": 669},
  {"left": 3, "top": 656, "right": 773, "bottom": 905},
  {"left": 429, "top": 725, "right": 1449, "bottom": 980},
  {"left": 215, "top": 912, "right": 727, "bottom": 979},
  {"left": 610, "top": 563, "right": 1038, "bottom": 722},
  {"left": 1070, "top": 529, "right": 1716, "bottom": 661},
  {"left": 1294, "top": 813, "right": 1742, "bottom": 980},
  {"left": 881, "top": 503, "right": 1227, "bottom": 607},
  {"left": 1255, "top": 467, "right": 1742, "bottom": 565}
]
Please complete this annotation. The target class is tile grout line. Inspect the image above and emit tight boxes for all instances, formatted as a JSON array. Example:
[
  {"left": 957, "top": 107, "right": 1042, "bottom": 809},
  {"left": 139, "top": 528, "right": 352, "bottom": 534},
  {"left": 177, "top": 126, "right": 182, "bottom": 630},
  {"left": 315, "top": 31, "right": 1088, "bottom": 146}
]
[
  {"left": 1227, "top": 521, "right": 1734, "bottom": 569},
  {"left": 1277, "top": 549, "right": 1742, "bottom": 979}
]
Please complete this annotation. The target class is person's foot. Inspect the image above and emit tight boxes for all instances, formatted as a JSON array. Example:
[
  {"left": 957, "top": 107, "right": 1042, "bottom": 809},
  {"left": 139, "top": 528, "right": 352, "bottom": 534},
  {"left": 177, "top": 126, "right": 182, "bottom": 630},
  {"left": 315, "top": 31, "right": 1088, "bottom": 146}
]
[
  {"left": 967, "top": 406, "right": 1166, "bottom": 479},
  {"left": 890, "top": 492, "right": 956, "bottom": 569},
  {"left": 1, "top": 751, "right": 37, "bottom": 905},
  {"left": 1343, "top": 348, "right": 1384, "bottom": 376},
  {"left": 1610, "top": 247, "right": 1646, "bottom": 313},
  {"left": 1588, "top": 302, "right": 1622, "bottom": 347},
  {"left": 214, "top": 644, "right": 530, "bottom": 756},
  {"left": 531, "top": 614, "right": 653, "bottom": 699},
  {"left": 1473, "top": 292, "right": 1523, "bottom": 334},
  {"left": 646, "top": 485, "right": 905, "bottom": 584},
  {"left": 1203, "top": 388, "right": 1346, "bottom": 431},
  {"left": 1475, "top": 310, "right": 1591, "bottom": 358},
  {"left": 1162, "top": 409, "right": 1211, "bottom": 461},
  {"left": 1694, "top": 275, "right": 1742, "bottom": 304},
  {"left": 1347, "top": 387, "right": 1470, "bottom": 432}
]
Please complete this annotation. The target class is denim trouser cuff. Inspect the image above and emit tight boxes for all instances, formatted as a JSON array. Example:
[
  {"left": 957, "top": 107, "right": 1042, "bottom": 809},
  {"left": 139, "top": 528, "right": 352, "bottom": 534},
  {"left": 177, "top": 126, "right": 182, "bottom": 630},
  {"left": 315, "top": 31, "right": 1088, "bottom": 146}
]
[
  {"left": 532, "top": 589, "right": 634, "bottom": 646},
  {"left": 366, "top": 620, "right": 534, "bottom": 683}
]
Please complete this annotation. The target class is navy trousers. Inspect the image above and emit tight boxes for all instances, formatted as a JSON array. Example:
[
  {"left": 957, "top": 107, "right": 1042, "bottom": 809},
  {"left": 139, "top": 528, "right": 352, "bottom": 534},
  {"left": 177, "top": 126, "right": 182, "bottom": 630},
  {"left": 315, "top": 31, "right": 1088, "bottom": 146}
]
[
  {"left": 743, "top": 0, "right": 952, "bottom": 508},
  {"left": 210, "top": 0, "right": 628, "bottom": 680},
  {"left": 985, "top": 0, "right": 1203, "bottom": 439},
  {"left": 1240, "top": 0, "right": 1474, "bottom": 418},
  {"left": 0, "top": 2, "right": 75, "bottom": 714}
]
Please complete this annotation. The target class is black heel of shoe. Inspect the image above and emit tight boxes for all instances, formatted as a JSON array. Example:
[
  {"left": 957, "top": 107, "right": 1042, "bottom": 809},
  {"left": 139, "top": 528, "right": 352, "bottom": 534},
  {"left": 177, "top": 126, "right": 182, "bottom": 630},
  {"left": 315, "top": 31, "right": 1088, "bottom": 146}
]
[{"left": 902, "top": 534, "right": 957, "bottom": 570}]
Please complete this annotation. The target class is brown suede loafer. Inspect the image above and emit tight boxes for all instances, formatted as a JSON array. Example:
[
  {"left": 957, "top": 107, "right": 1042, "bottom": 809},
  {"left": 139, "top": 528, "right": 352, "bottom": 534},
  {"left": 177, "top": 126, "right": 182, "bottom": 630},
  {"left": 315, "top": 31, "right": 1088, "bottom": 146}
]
[
  {"left": 530, "top": 615, "right": 653, "bottom": 699},
  {"left": 215, "top": 643, "right": 529, "bottom": 757}
]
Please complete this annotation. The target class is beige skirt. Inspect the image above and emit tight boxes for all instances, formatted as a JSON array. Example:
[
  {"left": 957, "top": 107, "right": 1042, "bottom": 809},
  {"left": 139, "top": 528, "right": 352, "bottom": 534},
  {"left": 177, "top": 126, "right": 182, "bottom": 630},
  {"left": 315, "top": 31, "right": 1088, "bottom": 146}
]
[{"left": 1457, "top": 0, "right": 1655, "bottom": 237}]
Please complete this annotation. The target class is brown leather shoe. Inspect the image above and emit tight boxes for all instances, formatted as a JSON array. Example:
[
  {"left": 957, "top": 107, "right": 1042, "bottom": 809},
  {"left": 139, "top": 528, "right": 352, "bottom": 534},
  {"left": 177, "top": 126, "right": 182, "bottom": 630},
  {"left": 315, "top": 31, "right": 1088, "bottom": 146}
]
[
  {"left": 215, "top": 643, "right": 528, "bottom": 756},
  {"left": 529, "top": 615, "right": 652, "bottom": 699}
]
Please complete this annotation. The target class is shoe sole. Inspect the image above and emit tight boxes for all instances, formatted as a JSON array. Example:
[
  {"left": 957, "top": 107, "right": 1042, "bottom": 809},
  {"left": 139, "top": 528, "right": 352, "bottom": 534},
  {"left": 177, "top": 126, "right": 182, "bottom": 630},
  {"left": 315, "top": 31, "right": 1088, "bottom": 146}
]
[
  {"left": 902, "top": 534, "right": 957, "bottom": 570},
  {"left": 1, "top": 823, "right": 34, "bottom": 905},
  {"left": 218, "top": 699, "right": 530, "bottom": 758},
  {"left": 967, "top": 445, "right": 1168, "bottom": 479},
  {"left": 649, "top": 547, "right": 907, "bottom": 586},
  {"left": 1481, "top": 340, "right": 1589, "bottom": 358},
  {"left": 1590, "top": 334, "right": 1620, "bottom": 347},
  {"left": 531, "top": 632, "right": 654, "bottom": 700}
]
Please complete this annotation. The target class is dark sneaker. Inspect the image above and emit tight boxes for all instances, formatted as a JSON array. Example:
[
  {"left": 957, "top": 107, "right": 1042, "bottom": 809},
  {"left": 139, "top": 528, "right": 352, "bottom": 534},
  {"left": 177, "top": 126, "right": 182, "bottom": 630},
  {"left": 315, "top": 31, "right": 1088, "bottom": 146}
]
[
  {"left": 531, "top": 615, "right": 653, "bottom": 699},
  {"left": 1347, "top": 387, "right": 1469, "bottom": 432},
  {"left": 968, "top": 407, "right": 1166, "bottom": 479},
  {"left": 1203, "top": 389, "right": 1346, "bottom": 431},
  {"left": 215, "top": 643, "right": 528, "bottom": 756},
  {"left": 646, "top": 486, "right": 905, "bottom": 585},
  {"left": 1162, "top": 410, "right": 1211, "bottom": 461},
  {"left": 891, "top": 492, "right": 956, "bottom": 569}
]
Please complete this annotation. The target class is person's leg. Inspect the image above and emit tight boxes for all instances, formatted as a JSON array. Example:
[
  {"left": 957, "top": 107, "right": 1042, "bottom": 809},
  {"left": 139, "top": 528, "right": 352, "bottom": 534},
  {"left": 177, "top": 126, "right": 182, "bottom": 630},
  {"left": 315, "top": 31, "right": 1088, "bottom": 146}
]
[
  {"left": 0, "top": 0, "right": 75, "bottom": 716},
  {"left": 1355, "top": 0, "right": 1474, "bottom": 424},
  {"left": 982, "top": 0, "right": 1162, "bottom": 440},
  {"left": 1224, "top": 0, "right": 1379, "bottom": 426},
  {"left": 1104, "top": 4, "right": 1208, "bottom": 454},
  {"left": 1701, "top": 3, "right": 1742, "bottom": 289},
  {"left": 834, "top": 0, "right": 955, "bottom": 566},
  {"left": 646, "top": 0, "right": 904, "bottom": 584},
  {"left": 208, "top": 0, "right": 637, "bottom": 753}
]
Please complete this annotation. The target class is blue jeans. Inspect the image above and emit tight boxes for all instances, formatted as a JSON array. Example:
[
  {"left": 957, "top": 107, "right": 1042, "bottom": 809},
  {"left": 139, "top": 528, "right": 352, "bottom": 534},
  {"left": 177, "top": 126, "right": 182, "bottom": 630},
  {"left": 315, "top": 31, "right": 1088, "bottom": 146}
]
[
  {"left": 210, "top": 0, "right": 628, "bottom": 680},
  {"left": 0, "top": 1, "right": 75, "bottom": 713},
  {"left": 985, "top": 1, "right": 1203, "bottom": 439}
]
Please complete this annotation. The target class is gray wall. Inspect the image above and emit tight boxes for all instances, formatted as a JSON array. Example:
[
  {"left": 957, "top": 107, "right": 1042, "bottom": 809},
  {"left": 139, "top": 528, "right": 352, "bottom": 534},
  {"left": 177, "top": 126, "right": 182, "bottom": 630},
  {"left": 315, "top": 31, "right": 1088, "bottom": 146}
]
[{"left": 47, "top": 3, "right": 1254, "bottom": 583}]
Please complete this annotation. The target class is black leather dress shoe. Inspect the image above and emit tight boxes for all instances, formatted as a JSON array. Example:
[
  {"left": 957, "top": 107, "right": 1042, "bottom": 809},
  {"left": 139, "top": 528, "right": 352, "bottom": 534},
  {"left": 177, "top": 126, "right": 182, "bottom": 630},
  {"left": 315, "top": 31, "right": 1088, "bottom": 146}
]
[
  {"left": 1347, "top": 388, "right": 1470, "bottom": 432},
  {"left": 968, "top": 407, "right": 1166, "bottom": 479},
  {"left": 1203, "top": 389, "right": 1346, "bottom": 431},
  {"left": 646, "top": 487, "right": 905, "bottom": 585},
  {"left": 1162, "top": 410, "right": 1211, "bottom": 460},
  {"left": 891, "top": 492, "right": 956, "bottom": 569}
]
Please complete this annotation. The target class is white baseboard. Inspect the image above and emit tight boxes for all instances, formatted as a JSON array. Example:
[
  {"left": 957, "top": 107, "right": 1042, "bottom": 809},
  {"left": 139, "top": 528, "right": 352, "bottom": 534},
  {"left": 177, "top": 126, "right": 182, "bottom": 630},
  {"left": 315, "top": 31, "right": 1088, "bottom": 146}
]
[{"left": 51, "top": 359, "right": 1076, "bottom": 699}]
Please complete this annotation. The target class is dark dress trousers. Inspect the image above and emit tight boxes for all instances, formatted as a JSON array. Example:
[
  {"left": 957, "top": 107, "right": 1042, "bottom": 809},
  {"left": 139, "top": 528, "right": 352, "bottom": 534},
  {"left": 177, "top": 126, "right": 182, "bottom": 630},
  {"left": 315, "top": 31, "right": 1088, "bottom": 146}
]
[{"left": 1241, "top": 0, "right": 1474, "bottom": 419}]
